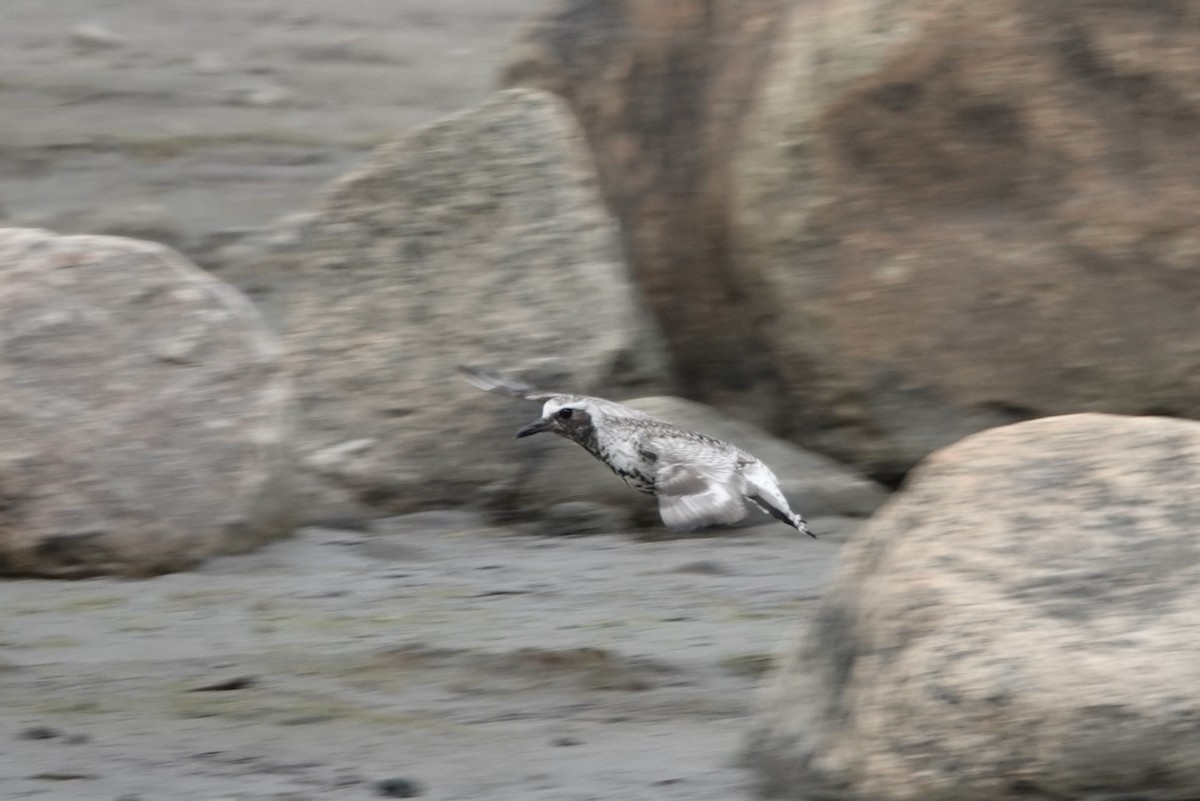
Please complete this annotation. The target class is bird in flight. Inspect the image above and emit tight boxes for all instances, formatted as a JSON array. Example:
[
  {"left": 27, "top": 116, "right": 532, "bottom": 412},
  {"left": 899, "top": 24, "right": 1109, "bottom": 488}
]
[{"left": 460, "top": 366, "right": 815, "bottom": 537}]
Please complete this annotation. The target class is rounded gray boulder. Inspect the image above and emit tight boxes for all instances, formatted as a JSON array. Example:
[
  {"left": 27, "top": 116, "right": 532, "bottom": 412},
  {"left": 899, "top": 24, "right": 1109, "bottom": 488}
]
[
  {"left": 0, "top": 228, "right": 294, "bottom": 577},
  {"left": 282, "top": 88, "right": 667, "bottom": 522},
  {"left": 747, "top": 413, "right": 1200, "bottom": 800}
]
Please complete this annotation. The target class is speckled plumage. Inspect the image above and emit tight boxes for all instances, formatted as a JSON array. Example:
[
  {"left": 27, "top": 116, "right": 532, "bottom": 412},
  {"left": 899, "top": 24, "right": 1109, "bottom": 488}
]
[{"left": 460, "top": 367, "right": 814, "bottom": 536}]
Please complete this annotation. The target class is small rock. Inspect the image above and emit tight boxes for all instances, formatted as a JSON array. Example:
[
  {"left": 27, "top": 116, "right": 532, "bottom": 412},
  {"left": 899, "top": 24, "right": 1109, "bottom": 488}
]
[
  {"left": 374, "top": 777, "right": 424, "bottom": 798},
  {"left": 18, "top": 725, "right": 60, "bottom": 740},
  {"left": 188, "top": 676, "right": 257, "bottom": 692},
  {"left": 552, "top": 736, "right": 582, "bottom": 747},
  {"left": 671, "top": 559, "right": 731, "bottom": 575},
  {"left": 69, "top": 23, "right": 125, "bottom": 52},
  {"left": 28, "top": 771, "right": 94, "bottom": 781}
]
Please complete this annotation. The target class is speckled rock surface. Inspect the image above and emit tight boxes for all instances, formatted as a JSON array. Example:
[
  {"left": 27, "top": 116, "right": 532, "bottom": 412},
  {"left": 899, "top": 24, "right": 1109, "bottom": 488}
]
[
  {"left": 735, "top": 0, "right": 1200, "bottom": 480},
  {"left": 281, "top": 88, "right": 667, "bottom": 522},
  {"left": 0, "top": 228, "right": 294, "bottom": 577},
  {"left": 747, "top": 413, "right": 1200, "bottom": 801}
]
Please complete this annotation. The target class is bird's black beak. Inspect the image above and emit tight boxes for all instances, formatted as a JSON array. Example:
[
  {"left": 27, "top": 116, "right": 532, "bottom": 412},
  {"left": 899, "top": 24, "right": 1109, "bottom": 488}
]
[{"left": 515, "top": 417, "right": 549, "bottom": 438}]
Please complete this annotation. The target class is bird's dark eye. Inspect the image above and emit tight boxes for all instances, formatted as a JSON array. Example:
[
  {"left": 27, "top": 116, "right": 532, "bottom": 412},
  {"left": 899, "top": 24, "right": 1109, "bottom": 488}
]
[{"left": 557, "top": 408, "right": 574, "bottom": 420}]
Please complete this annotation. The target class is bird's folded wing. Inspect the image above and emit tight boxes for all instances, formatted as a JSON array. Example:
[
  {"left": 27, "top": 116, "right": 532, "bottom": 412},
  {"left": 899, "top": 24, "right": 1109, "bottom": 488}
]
[
  {"left": 649, "top": 440, "right": 747, "bottom": 530},
  {"left": 458, "top": 366, "right": 555, "bottom": 400}
]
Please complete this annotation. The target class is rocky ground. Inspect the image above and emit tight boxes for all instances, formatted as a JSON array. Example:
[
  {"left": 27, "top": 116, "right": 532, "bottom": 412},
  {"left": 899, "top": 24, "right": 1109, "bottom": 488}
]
[
  {"left": 0, "top": 3, "right": 858, "bottom": 798},
  {"left": 0, "top": 514, "right": 850, "bottom": 800}
]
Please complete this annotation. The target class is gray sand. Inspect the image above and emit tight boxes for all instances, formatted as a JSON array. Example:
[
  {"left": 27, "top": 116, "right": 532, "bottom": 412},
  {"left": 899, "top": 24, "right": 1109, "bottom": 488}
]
[
  {"left": 1, "top": 519, "right": 843, "bottom": 799},
  {"left": 1, "top": 0, "right": 538, "bottom": 247}
]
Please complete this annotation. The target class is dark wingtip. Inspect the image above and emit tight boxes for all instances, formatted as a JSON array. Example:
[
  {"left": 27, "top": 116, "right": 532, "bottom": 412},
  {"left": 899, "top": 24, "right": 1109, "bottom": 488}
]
[{"left": 793, "top": 516, "right": 818, "bottom": 539}]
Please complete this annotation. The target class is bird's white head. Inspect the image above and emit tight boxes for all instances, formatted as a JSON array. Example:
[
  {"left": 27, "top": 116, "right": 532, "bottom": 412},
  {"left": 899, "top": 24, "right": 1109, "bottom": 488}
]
[{"left": 514, "top": 395, "right": 598, "bottom": 442}]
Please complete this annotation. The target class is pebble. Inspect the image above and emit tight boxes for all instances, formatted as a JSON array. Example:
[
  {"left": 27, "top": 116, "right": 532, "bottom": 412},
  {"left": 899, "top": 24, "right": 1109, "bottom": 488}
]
[
  {"left": 671, "top": 559, "right": 732, "bottom": 575},
  {"left": 18, "top": 725, "right": 60, "bottom": 740},
  {"left": 374, "top": 777, "right": 424, "bottom": 798}
]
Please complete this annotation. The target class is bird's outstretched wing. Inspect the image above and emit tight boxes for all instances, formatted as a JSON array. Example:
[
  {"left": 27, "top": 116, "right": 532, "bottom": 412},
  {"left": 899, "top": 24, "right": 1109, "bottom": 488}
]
[
  {"left": 458, "top": 366, "right": 556, "bottom": 401},
  {"left": 646, "top": 436, "right": 749, "bottom": 531}
]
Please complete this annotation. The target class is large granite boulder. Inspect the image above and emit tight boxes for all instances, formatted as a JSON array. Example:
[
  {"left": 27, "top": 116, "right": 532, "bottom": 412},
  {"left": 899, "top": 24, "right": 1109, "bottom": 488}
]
[
  {"left": 747, "top": 413, "right": 1200, "bottom": 801},
  {"left": 281, "top": 88, "right": 667, "bottom": 522},
  {"left": 501, "top": 0, "right": 794, "bottom": 420},
  {"left": 510, "top": 396, "right": 888, "bottom": 529},
  {"left": 735, "top": 0, "right": 1200, "bottom": 480},
  {"left": 0, "top": 228, "right": 293, "bottom": 577}
]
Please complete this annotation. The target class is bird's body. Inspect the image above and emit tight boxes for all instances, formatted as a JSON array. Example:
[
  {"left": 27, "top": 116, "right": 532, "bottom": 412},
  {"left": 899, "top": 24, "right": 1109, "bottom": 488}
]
[{"left": 461, "top": 367, "right": 814, "bottom": 537}]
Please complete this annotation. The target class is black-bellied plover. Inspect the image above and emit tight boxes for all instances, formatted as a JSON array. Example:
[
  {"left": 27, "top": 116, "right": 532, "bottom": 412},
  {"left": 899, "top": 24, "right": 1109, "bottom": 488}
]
[{"left": 460, "top": 366, "right": 815, "bottom": 537}]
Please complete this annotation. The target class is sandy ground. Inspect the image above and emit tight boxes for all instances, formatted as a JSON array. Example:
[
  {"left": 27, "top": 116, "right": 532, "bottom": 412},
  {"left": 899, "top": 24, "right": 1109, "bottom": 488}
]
[
  {"left": 1, "top": 0, "right": 539, "bottom": 250},
  {"left": 0, "top": 3, "right": 847, "bottom": 799},
  {"left": 0, "top": 516, "right": 847, "bottom": 800}
]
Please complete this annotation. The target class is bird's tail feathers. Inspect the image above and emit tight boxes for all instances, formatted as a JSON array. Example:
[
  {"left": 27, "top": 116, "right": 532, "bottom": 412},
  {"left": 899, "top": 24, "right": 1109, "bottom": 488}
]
[
  {"left": 742, "top": 461, "right": 817, "bottom": 538},
  {"left": 748, "top": 494, "right": 817, "bottom": 538}
]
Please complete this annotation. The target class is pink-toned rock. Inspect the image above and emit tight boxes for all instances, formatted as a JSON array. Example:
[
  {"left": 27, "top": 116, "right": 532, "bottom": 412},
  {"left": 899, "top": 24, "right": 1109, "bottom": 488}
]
[
  {"left": 501, "top": 0, "right": 794, "bottom": 418},
  {"left": 735, "top": 0, "right": 1200, "bottom": 479},
  {"left": 748, "top": 413, "right": 1200, "bottom": 801},
  {"left": 0, "top": 228, "right": 293, "bottom": 577}
]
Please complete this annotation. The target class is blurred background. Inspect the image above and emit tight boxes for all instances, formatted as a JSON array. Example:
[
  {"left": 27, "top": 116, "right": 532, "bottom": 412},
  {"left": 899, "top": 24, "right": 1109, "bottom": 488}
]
[{"left": 1, "top": 0, "right": 540, "bottom": 248}]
